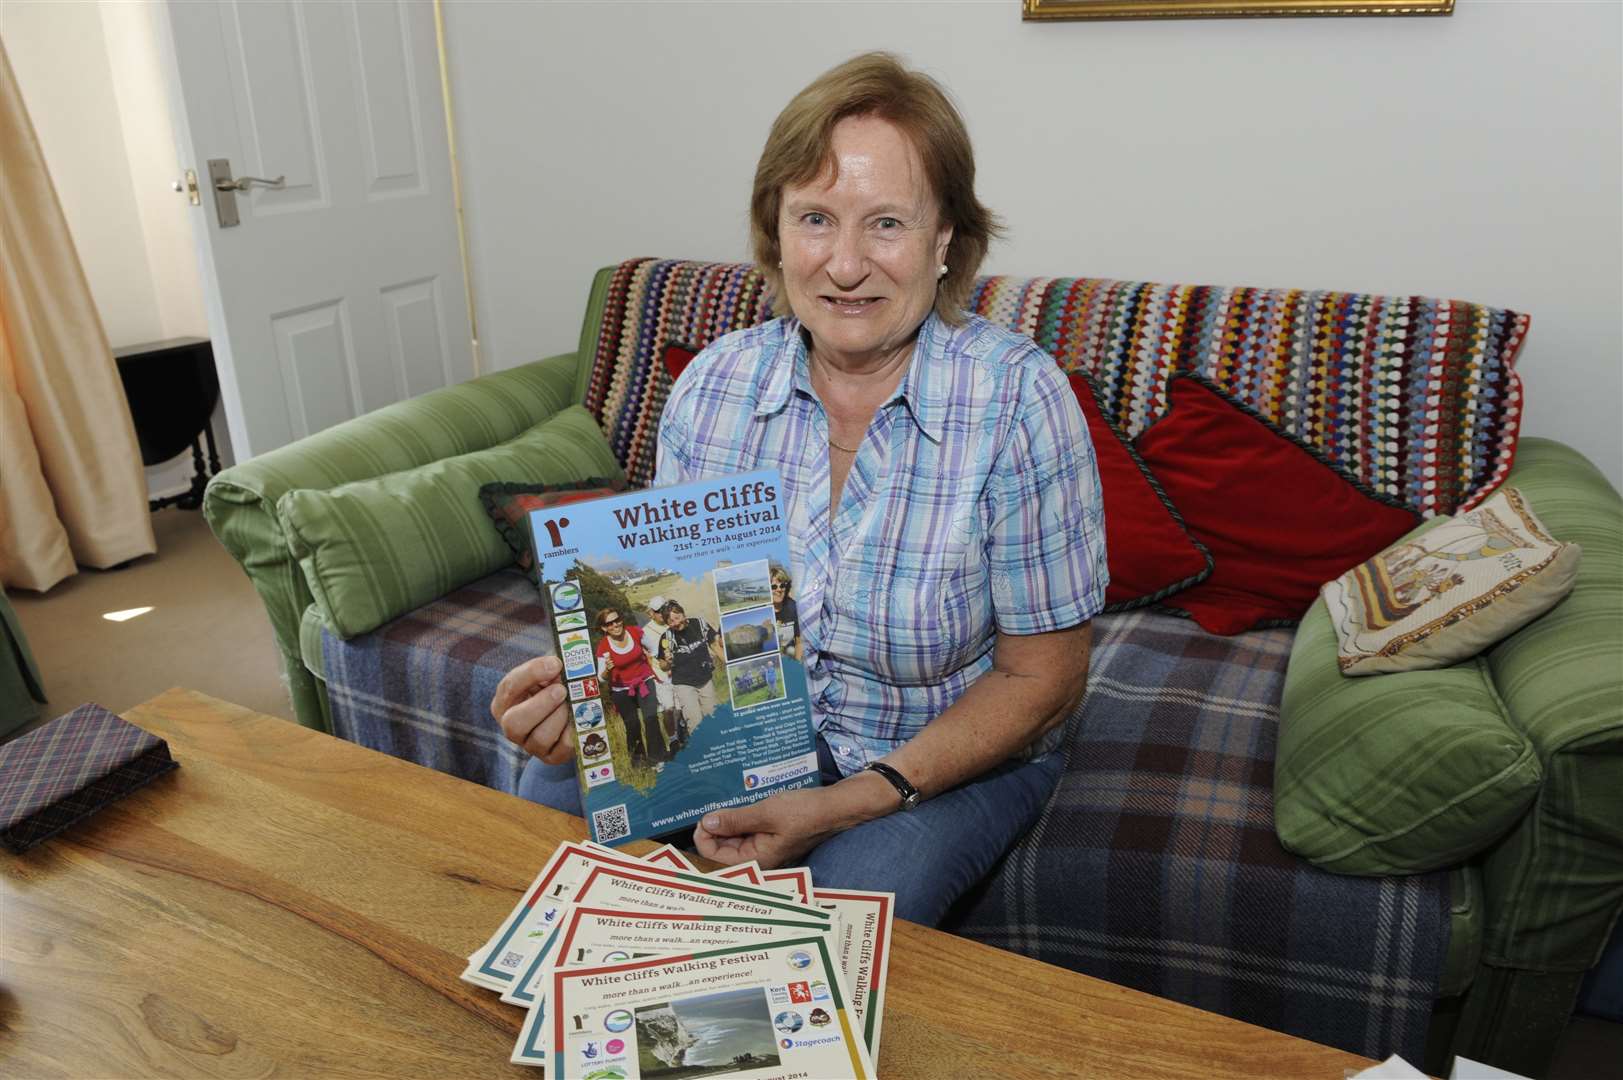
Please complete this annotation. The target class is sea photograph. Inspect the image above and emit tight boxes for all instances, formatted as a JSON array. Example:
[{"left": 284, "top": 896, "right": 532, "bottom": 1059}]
[{"left": 634, "top": 988, "right": 779, "bottom": 1078}]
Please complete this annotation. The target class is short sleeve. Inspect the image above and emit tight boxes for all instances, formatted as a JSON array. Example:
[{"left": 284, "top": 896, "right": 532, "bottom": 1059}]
[{"left": 984, "top": 361, "right": 1109, "bottom": 634}]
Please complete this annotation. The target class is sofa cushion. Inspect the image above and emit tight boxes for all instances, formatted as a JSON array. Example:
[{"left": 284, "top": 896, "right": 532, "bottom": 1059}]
[
  {"left": 1134, "top": 374, "right": 1420, "bottom": 635},
  {"left": 479, "top": 476, "right": 630, "bottom": 591},
  {"left": 278, "top": 406, "right": 624, "bottom": 639},
  {"left": 1322, "top": 487, "right": 1582, "bottom": 675},
  {"left": 1065, "top": 372, "right": 1211, "bottom": 610},
  {"left": 1276, "top": 590, "right": 1544, "bottom": 876}
]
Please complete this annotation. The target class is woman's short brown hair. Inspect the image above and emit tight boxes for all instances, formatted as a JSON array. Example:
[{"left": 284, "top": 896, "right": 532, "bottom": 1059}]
[{"left": 750, "top": 52, "right": 1003, "bottom": 326}]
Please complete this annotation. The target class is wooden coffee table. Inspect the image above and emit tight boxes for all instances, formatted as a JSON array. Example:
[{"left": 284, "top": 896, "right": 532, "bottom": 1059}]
[{"left": 1, "top": 689, "right": 1374, "bottom": 1078}]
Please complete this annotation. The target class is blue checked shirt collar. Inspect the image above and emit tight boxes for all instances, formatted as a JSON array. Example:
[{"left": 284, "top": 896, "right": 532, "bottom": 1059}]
[{"left": 754, "top": 313, "right": 950, "bottom": 446}]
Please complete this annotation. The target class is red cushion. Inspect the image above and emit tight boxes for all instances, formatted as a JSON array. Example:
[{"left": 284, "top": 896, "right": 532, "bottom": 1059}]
[
  {"left": 478, "top": 478, "right": 628, "bottom": 587},
  {"left": 1066, "top": 373, "right": 1211, "bottom": 611},
  {"left": 663, "top": 343, "right": 698, "bottom": 381},
  {"left": 1133, "top": 374, "right": 1420, "bottom": 635}
]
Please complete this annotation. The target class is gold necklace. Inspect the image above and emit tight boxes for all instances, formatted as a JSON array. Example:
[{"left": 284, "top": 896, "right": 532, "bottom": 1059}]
[{"left": 828, "top": 436, "right": 861, "bottom": 454}]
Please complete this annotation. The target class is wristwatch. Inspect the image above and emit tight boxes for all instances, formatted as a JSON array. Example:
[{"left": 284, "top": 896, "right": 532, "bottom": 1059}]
[{"left": 864, "top": 761, "right": 920, "bottom": 812}]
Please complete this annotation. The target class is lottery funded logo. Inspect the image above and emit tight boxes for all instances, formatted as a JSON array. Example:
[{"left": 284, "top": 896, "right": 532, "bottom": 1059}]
[
  {"left": 583, "top": 762, "right": 616, "bottom": 788},
  {"left": 568, "top": 677, "right": 600, "bottom": 702},
  {"left": 551, "top": 581, "right": 582, "bottom": 612},
  {"left": 573, "top": 699, "right": 605, "bottom": 730}
]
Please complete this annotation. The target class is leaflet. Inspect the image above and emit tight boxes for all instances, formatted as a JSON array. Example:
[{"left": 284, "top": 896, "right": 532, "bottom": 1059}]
[
  {"left": 543, "top": 936, "right": 874, "bottom": 1079},
  {"left": 464, "top": 841, "right": 793, "bottom": 991},
  {"left": 761, "top": 867, "right": 813, "bottom": 904},
  {"left": 503, "top": 865, "right": 832, "bottom": 1007},
  {"left": 811, "top": 889, "right": 895, "bottom": 1061},
  {"left": 530, "top": 469, "right": 819, "bottom": 846},
  {"left": 510, "top": 907, "right": 837, "bottom": 1068}
]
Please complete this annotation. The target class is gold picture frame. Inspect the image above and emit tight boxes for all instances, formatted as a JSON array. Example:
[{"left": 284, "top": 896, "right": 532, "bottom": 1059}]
[{"left": 1024, "top": 0, "right": 1454, "bottom": 19}]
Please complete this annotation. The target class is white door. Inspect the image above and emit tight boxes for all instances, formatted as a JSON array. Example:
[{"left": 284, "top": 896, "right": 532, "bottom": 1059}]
[{"left": 163, "top": 0, "right": 473, "bottom": 460}]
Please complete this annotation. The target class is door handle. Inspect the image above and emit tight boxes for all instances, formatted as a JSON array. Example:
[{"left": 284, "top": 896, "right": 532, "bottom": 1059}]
[
  {"left": 206, "top": 158, "right": 284, "bottom": 229},
  {"left": 213, "top": 174, "right": 285, "bottom": 192}
]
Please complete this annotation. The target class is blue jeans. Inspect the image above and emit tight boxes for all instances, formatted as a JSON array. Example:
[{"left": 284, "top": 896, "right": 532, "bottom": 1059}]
[{"left": 515, "top": 735, "right": 1063, "bottom": 927}]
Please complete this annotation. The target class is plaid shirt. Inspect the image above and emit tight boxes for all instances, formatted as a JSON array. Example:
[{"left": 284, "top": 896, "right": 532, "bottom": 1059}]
[{"left": 655, "top": 311, "right": 1107, "bottom": 774}]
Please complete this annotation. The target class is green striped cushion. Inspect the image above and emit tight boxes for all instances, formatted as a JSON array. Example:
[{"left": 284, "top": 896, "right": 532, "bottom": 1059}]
[
  {"left": 1276, "top": 585, "right": 1544, "bottom": 876},
  {"left": 278, "top": 406, "right": 623, "bottom": 640}
]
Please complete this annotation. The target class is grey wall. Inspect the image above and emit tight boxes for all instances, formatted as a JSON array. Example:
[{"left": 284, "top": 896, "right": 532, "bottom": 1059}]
[{"left": 443, "top": 0, "right": 1622, "bottom": 487}]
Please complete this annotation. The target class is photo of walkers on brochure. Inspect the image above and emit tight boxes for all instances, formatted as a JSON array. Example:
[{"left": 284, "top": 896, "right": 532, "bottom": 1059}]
[{"left": 530, "top": 470, "right": 817, "bottom": 846}]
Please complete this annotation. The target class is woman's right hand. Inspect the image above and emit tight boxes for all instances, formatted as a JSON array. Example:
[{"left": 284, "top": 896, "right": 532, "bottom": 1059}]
[{"left": 491, "top": 655, "right": 575, "bottom": 765}]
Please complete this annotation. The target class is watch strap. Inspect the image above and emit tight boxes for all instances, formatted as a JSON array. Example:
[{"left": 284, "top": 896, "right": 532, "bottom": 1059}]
[{"left": 864, "top": 761, "right": 920, "bottom": 811}]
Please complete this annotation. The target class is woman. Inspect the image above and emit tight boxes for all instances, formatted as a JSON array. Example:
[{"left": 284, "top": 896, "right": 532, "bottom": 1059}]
[
  {"left": 770, "top": 566, "right": 802, "bottom": 663},
  {"left": 593, "top": 607, "right": 663, "bottom": 767},
  {"left": 494, "top": 52, "right": 1106, "bottom": 925}
]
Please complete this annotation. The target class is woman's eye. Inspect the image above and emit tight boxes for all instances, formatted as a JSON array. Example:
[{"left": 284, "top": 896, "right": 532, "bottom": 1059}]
[
  {"left": 876, "top": 217, "right": 900, "bottom": 229},
  {"left": 803, "top": 212, "right": 828, "bottom": 226}
]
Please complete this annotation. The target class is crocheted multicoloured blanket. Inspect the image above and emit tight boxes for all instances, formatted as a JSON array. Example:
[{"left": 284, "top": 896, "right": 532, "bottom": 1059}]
[{"left": 585, "top": 258, "right": 1528, "bottom": 518}]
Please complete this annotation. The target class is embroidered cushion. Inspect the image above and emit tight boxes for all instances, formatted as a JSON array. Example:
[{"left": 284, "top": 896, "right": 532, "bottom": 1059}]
[
  {"left": 1134, "top": 374, "right": 1420, "bottom": 636},
  {"left": 1321, "top": 487, "right": 1582, "bottom": 675},
  {"left": 1065, "top": 372, "right": 1210, "bottom": 610}
]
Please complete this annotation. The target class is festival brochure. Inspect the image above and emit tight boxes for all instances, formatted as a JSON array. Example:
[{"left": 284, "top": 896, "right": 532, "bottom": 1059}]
[
  {"left": 465, "top": 841, "right": 795, "bottom": 991},
  {"left": 642, "top": 844, "right": 698, "bottom": 872},
  {"left": 712, "top": 861, "right": 765, "bottom": 887},
  {"left": 811, "top": 889, "right": 895, "bottom": 1061},
  {"left": 761, "top": 867, "right": 813, "bottom": 905},
  {"left": 509, "top": 907, "right": 839, "bottom": 1068},
  {"left": 503, "top": 864, "right": 833, "bottom": 1007},
  {"left": 529, "top": 469, "right": 818, "bottom": 846},
  {"left": 543, "top": 936, "right": 874, "bottom": 1079}
]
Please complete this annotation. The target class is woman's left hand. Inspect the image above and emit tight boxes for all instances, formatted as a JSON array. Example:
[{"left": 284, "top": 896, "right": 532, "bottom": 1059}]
[{"left": 693, "top": 788, "right": 838, "bottom": 868}]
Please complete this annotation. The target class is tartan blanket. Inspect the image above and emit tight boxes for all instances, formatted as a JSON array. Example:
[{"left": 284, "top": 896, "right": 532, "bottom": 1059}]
[
  {"left": 323, "top": 574, "right": 1447, "bottom": 1060},
  {"left": 323, "top": 570, "right": 551, "bottom": 797},
  {"left": 943, "top": 609, "right": 1448, "bottom": 1061}
]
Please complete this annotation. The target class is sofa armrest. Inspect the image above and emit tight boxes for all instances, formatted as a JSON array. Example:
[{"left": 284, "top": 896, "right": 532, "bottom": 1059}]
[
  {"left": 203, "top": 351, "right": 582, "bottom": 729},
  {"left": 1475, "top": 437, "right": 1623, "bottom": 973}
]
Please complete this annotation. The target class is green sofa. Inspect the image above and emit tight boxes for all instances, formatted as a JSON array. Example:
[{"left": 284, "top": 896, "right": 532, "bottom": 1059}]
[{"left": 205, "top": 260, "right": 1621, "bottom": 1075}]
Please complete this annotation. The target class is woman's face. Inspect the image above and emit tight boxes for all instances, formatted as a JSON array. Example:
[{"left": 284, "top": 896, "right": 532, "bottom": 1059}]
[{"left": 778, "top": 115, "right": 952, "bottom": 371}]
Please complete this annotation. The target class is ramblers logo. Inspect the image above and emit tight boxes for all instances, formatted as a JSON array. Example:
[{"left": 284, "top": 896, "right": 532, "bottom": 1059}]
[{"left": 539, "top": 516, "right": 571, "bottom": 549}]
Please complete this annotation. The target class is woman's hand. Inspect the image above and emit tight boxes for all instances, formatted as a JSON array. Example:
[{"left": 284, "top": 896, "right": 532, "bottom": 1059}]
[
  {"left": 491, "top": 655, "right": 575, "bottom": 765},
  {"left": 693, "top": 788, "right": 840, "bottom": 869}
]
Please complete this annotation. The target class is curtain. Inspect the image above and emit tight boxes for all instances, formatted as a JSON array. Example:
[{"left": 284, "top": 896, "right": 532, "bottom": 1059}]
[{"left": 0, "top": 40, "right": 155, "bottom": 592}]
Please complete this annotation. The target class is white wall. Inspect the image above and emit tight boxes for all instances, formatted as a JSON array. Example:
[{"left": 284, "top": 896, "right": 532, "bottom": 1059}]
[
  {"left": 2, "top": 0, "right": 227, "bottom": 501},
  {"left": 443, "top": 0, "right": 1623, "bottom": 489}
]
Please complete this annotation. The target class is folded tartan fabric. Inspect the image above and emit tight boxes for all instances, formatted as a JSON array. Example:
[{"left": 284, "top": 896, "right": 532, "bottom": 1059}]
[{"left": 0, "top": 703, "right": 177, "bottom": 853}]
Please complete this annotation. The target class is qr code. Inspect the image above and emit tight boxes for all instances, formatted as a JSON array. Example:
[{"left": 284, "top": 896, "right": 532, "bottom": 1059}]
[{"left": 592, "top": 803, "right": 631, "bottom": 843}]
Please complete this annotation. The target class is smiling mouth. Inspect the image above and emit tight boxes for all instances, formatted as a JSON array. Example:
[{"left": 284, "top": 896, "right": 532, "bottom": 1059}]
[{"left": 821, "top": 296, "right": 885, "bottom": 313}]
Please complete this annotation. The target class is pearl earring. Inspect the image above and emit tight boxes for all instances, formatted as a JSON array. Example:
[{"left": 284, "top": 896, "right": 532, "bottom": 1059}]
[
  {"left": 938, "top": 264, "right": 949, "bottom": 277},
  {"left": 777, "top": 260, "right": 783, "bottom": 269}
]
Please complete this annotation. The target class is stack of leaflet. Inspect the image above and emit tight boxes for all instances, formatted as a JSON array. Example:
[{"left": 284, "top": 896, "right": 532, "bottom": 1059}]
[{"left": 463, "top": 840, "right": 894, "bottom": 1079}]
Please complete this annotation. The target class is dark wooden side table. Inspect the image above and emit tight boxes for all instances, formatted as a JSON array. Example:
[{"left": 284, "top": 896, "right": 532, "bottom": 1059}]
[{"left": 112, "top": 337, "right": 222, "bottom": 511}]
